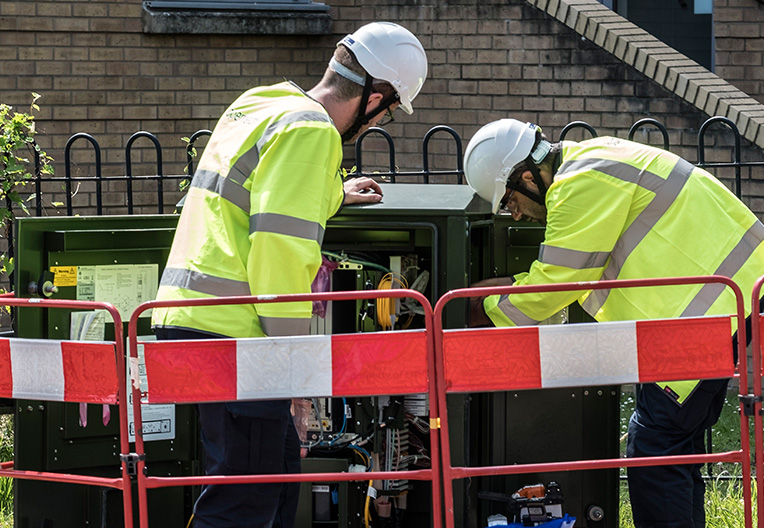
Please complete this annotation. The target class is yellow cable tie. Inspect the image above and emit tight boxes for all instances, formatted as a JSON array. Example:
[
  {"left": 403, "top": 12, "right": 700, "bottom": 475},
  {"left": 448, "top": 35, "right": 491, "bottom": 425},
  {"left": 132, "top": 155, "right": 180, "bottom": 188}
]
[{"left": 429, "top": 417, "right": 441, "bottom": 429}]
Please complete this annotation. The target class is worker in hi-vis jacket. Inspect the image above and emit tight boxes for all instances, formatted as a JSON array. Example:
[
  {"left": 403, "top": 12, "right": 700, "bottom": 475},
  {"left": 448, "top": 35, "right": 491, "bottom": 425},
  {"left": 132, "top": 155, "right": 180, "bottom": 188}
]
[
  {"left": 464, "top": 118, "right": 764, "bottom": 528},
  {"left": 152, "top": 22, "right": 427, "bottom": 528}
]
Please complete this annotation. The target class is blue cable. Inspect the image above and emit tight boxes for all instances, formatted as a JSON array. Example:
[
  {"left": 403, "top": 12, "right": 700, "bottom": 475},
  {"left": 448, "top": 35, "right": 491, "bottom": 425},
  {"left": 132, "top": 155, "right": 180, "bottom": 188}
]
[{"left": 329, "top": 398, "right": 347, "bottom": 446}]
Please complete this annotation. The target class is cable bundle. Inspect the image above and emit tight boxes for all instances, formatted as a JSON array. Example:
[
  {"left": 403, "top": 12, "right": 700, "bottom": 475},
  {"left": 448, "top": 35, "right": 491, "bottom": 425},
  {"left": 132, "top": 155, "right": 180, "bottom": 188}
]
[{"left": 376, "top": 273, "right": 408, "bottom": 330}]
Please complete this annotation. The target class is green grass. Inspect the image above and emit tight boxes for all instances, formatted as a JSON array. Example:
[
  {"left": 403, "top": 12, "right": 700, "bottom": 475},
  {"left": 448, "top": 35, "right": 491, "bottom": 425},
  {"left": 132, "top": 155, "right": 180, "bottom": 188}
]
[
  {"left": 0, "top": 414, "right": 12, "bottom": 527},
  {"left": 619, "top": 387, "right": 755, "bottom": 528}
]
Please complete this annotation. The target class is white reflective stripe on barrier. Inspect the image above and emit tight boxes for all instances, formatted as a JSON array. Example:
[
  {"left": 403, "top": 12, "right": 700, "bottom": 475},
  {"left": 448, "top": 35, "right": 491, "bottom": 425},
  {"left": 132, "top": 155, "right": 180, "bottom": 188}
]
[
  {"left": 442, "top": 316, "right": 734, "bottom": 392},
  {"left": 142, "top": 330, "right": 429, "bottom": 403},
  {"left": 0, "top": 338, "right": 119, "bottom": 404},
  {"left": 539, "top": 320, "right": 639, "bottom": 387},
  {"left": 236, "top": 335, "right": 333, "bottom": 400}
]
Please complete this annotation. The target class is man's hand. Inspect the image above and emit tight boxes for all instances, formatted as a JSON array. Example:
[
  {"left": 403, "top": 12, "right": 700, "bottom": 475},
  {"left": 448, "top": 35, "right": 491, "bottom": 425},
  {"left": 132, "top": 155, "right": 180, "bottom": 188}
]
[
  {"left": 469, "top": 276, "right": 515, "bottom": 327},
  {"left": 343, "top": 177, "right": 383, "bottom": 205}
]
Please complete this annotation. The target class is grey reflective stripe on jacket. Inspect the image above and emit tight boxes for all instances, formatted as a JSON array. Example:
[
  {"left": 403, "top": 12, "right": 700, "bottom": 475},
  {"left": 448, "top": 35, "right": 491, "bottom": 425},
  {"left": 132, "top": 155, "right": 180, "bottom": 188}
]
[
  {"left": 579, "top": 157, "right": 695, "bottom": 316},
  {"left": 160, "top": 267, "right": 249, "bottom": 297},
  {"left": 256, "top": 110, "right": 331, "bottom": 152},
  {"left": 250, "top": 213, "right": 325, "bottom": 244},
  {"left": 190, "top": 170, "right": 249, "bottom": 212},
  {"left": 159, "top": 268, "right": 312, "bottom": 336},
  {"left": 538, "top": 244, "right": 611, "bottom": 269},
  {"left": 679, "top": 219, "right": 764, "bottom": 316},
  {"left": 495, "top": 294, "right": 541, "bottom": 326},
  {"left": 190, "top": 110, "right": 334, "bottom": 214}
]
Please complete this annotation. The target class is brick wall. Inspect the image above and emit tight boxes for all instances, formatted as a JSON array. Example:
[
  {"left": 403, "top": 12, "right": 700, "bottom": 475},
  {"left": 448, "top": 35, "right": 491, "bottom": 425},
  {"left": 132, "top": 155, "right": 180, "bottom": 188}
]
[
  {"left": 714, "top": 0, "right": 764, "bottom": 102},
  {"left": 1, "top": 0, "right": 764, "bottom": 217}
]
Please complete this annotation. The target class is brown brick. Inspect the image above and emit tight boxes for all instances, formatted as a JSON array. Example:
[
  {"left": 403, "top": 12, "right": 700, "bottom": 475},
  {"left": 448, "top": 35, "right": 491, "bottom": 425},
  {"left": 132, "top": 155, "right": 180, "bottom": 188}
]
[
  {"left": 524, "top": 96, "right": 555, "bottom": 111},
  {"left": 478, "top": 81, "right": 509, "bottom": 95},
  {"left": 107, "top": 91, "right": 141, "bottom": 105},
  {"left": 540, "top": 81, "right": 572, "bottom": 96},
  {"left": 109, "top": 3, "right": 141, "bottom": 17},
  {"left": 54, "top": 106, "right": 87, "bottom": 120},
  {"left": 520, "top": 65, "right": 553, "bottom": 80},
  {"left": 37, "top": 32, "right": 72, "bottom": 47},
  {"left": 0, "top": 47, "right": 16, "bottom": 61},
  {"left": 55, "top": 48, "right": 88, "bottom": 61},
  {"left": 176, "top": 63, "right": 207, "bottom": 76},
  {"left": 509, "top": 49, "right": 540, "bottom": 64},
  {"left": 91, "top": 18, "right": 130, "bottom": 32},
  {"left": 509, "top": 81, "right": 540, "bottom": 96},
  {"left": 38, "top": 2, "right": 72, "bottom": 16},
  {"left": 209, "top": 63, "right": 241, "bottom": 77},
  {"left": 554, "top": 97, "right": 585, "bottom": 112},
  {"left": 53, "top": 17, "right": 88, "bottom": 32},
  {"left": 90, "top": 48, "right": 124, "bottom": 61},
  {"left": 0, "top": 17, "right": 17, "bottom": 30},
  {"left": 72, "top": 62, "right": 106, "bottom": 76},
  {"left": 176, "top": 91, "right": 211, "bottom": 105},
  {"left": 88, "top": 105, "right": 123, "bottom": 120},
  {"left": 89, "top": 76, "right": 123, "bottom": 90},
  {"left": 462, "top": 35, "right": 492, "bottom": 49},
  {"left": 18, "top": 16, "right": 52, "bottom": 31},
  {"left": 159, "top": 77, "right": 192, "bottom": 91},
  {"left": 460, "top": 65, "right": 489, "bottom": 79},
  {"left": 54, "top": 77, "right": 88, "bottom": 90},
  {"left": 124, "top": 77, "right": 158, "bottom": 91},
  {"left": 447, "top": 49, "right": 477, "bottom": 63},
  {"left": 126, "top": 48, "right": 157, "bottom": 62}
]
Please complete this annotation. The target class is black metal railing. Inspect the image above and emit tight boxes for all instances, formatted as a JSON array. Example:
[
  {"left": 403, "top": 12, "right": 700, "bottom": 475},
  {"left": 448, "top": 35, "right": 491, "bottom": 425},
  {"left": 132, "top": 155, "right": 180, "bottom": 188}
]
[
  {"left": 560, "top": 116, "right": 759, "bottom": 199},
  {"left": 30, "top": 116, "right": 763, "bottom": 214}
]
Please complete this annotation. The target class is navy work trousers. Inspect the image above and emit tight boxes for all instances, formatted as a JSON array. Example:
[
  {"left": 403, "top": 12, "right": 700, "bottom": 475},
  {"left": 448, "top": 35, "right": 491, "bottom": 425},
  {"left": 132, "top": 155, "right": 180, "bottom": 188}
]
[
  {"left": 154, "top": 328, "right": 301, "bottom": 528},
  {"left": 626, "top": 378, "right": 729, "bottom": 528}
]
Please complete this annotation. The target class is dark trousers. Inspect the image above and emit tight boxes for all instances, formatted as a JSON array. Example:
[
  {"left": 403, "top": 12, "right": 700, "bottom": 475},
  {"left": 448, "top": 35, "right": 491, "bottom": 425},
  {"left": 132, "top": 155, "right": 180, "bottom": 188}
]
[
  {"left": 626, "top": 378, "right": 729, "bottom": 528},
  {"left": 154, "top": 328, "right": 301, "bottom": 528}
]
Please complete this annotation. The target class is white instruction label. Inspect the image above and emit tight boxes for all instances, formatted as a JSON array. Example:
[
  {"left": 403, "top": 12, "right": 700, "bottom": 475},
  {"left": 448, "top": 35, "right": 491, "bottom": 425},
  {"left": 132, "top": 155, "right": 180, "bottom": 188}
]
[{"left": 77, "top": 264, "right": 158, "bottom": 320}]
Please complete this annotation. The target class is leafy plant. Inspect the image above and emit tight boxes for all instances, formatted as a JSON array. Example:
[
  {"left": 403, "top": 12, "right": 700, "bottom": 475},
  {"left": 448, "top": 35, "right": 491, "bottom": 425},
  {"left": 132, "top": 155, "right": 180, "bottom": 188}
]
[{"left": 0, "top": 94, "right": 54, "bottom": 283}]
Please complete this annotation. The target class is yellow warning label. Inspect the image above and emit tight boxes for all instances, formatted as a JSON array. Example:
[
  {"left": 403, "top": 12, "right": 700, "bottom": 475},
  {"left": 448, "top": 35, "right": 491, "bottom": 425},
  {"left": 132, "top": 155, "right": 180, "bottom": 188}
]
[{"left": 50, "top": 266, "right": 77, "bottom": 287}]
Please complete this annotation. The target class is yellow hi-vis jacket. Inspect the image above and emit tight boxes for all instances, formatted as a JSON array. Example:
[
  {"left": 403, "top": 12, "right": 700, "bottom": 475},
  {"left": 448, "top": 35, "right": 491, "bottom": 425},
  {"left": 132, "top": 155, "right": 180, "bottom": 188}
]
[
  {"left": 485, "top": 136, "right": 764, "bottom": 404},
  {"left": 152, "top": 81, "right": 345, "bottom": 338}
]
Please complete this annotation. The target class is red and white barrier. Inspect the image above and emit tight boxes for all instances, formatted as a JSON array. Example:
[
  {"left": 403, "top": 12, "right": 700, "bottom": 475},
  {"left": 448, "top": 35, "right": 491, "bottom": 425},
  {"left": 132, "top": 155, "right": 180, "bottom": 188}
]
[
  {"left": 0, "top": 338, "right": 119, "bottom": 404},
  {"left": 442, "top": 315, "right": 734, "bottom": 392},
  {"left": 141, "top": 329, "right": 429, "bottom": 404}
]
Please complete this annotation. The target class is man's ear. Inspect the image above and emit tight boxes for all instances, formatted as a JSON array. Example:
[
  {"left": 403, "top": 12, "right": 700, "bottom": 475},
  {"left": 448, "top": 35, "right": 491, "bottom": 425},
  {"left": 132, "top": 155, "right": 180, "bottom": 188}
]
[
  {"left": 520, "top": 170, "right": 535, "bottom": 184},
  {"left": 365, "top": 92, "right": 384, "bottom": 113}
]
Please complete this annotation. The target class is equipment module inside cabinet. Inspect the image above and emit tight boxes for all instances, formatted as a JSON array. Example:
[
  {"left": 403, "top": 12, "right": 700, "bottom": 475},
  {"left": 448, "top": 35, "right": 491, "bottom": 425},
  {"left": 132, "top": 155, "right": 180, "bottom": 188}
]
[
  {"left": 302, "top": 251, "right": 433, "bottom": 528},
  {"left": 313, "top": 251, "right": 430, "bottom": 335}
]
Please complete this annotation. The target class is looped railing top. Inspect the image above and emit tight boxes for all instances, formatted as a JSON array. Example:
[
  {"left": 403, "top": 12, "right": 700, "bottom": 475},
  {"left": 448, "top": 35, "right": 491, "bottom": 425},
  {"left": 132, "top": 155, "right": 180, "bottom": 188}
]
[
  {"left": 559, "top": 121, "right": 598, "bottom": 141},
  {"left": 28, "top": 116, "right": 764, "bottom": 219},
  {"left": 185, "top": 129, "right": 212, "bottom": 177},
  {"left": 355, "top": 127, "right": 396, "bottom": 180},
  {"left": 125, "top": 132, "right": 164, "bottom": 214},
  {"left": 628, "top": 118, "right": 670, "bottom": 150},
  {"left": 64, "top": 133, "right": 102, "bottom": 216},
  {"left": 422, "top": 125, "right": 464, "bottom": 184},
  {"left": 355, "top": 125, "right": 464, "bottom": 184},
  {"left": 698, "top": 116, "right": 742, "bottom": 198}
]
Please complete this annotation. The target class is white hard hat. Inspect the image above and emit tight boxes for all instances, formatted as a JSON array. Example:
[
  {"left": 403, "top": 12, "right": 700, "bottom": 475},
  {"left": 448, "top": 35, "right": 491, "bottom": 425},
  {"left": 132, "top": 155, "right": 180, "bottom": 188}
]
[
  {"left": 338, "top": 22, "right": 427, "bottom": 115},
  {"left": 464, "top": 119, "right": 542, "bottom": 214}
]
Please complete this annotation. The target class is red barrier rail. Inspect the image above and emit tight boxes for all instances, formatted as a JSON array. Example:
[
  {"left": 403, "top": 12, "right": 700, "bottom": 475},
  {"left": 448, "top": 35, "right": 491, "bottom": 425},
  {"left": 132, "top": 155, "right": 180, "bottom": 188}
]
[
  {"left": 749, "top": 275, "right": 764, "bottom": 527},
  {"left": 433, "top": 276, "right": 752, "bottom": 528},
  {"left": 0, "top": 297, "right": 133, "bottom": 528},
  {"left": 127, "top": 289, "right": 441, "bottom": 528}
]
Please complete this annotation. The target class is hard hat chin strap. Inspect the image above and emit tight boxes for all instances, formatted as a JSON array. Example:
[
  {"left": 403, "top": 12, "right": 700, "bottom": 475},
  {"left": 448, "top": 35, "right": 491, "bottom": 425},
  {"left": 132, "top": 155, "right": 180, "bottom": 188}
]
[
  {"left": 505, "top": 155, "right": 547, "bottom": 206},
  {"left": 341, "top": 89, "right": 400, "bottom": 143},
  {"left": 341, "top": 72, "right": 375, "bottom": 143}
]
